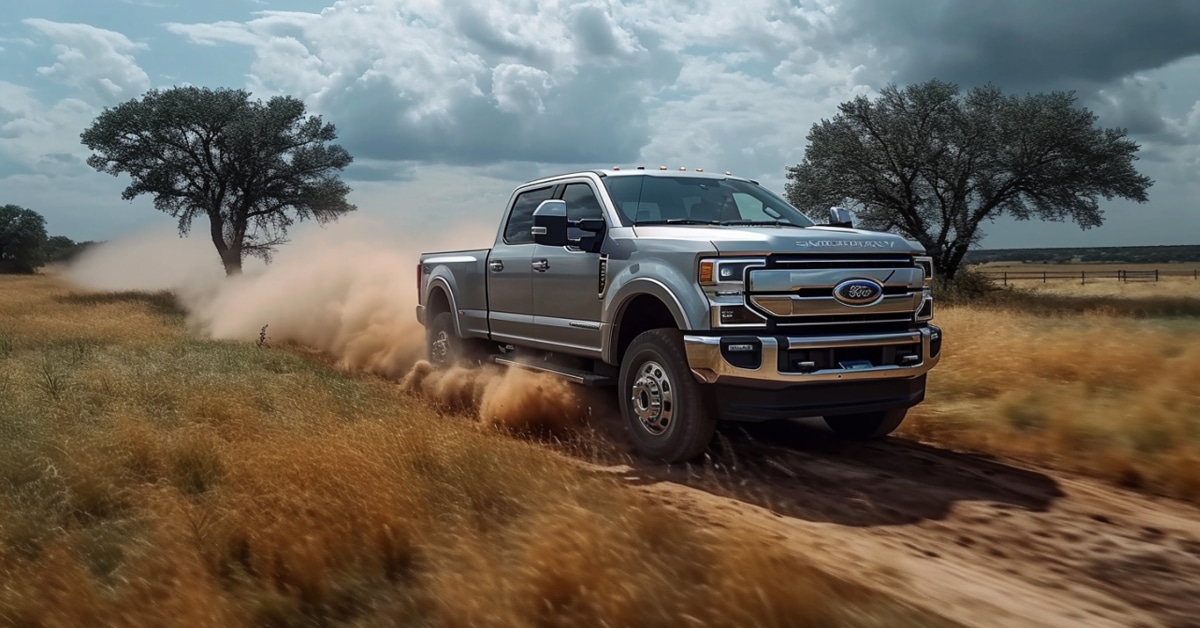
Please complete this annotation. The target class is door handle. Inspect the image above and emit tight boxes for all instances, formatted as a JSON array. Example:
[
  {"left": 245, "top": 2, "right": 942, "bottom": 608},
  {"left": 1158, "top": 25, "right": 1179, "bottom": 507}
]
[
  {"left": 532, "top": 259, "right": 549, "bottom": 272},
  {"left": 488, "top": 260, "right": 504, "bottom": 272}
]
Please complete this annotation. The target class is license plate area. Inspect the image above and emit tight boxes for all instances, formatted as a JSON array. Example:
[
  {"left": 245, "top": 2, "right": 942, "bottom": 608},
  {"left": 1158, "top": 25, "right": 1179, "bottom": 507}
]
[{"left": 778, "top": 343, "right": 921, "bottom": 373}]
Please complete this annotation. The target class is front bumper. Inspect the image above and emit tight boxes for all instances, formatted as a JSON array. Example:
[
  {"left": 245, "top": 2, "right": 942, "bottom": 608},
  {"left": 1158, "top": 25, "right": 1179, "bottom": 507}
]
[{"left": 684, "top": 325, "right": 942, "bottom": 390}]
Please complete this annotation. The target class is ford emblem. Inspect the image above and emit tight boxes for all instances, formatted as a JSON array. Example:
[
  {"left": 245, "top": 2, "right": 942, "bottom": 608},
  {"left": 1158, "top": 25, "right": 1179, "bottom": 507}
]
[{"left": 832, "top": 278, "right": 884, "bottom": 307}]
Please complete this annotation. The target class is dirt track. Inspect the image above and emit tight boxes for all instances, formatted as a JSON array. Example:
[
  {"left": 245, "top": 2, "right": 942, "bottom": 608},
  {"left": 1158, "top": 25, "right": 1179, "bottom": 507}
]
[{"left": 576, "top": 419, "right": 1200, "bottom": 628}]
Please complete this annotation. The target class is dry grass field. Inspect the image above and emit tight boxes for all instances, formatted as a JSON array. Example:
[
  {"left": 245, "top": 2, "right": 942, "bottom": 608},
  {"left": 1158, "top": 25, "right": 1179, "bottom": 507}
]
[
  {"left": 0, "top": 274, "right": 934, "bottom": 627},
  {"left": 906, "top": 273, "right": 1200, "bottom": 502}
]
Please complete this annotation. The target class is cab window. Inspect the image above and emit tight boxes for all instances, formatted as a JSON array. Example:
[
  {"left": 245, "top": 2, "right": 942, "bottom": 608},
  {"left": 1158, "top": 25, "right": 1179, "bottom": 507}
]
[{"left": 503, "top": 186, "right": 554, "bottom": 244}]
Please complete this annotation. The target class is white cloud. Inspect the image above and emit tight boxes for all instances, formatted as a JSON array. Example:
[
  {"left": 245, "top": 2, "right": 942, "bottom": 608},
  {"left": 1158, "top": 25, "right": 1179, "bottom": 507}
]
[
  {"left": 0, "top": 81, "right": 96, "bottom": 173},
  {"left": 159, "top": 0, "right": 873, "bottom": 175},
  {"left": 3, "top": 0, "right": 1197, "bottom": 250},
  {"left": 491, "top": 64, "right": 555, "bottom": 114},
  {"left": 22, "top": 18, "right": 151, "bottom": 103},
  {"left": 635, "top": 52, "right": 873, "bottom": 192},
  {"left": 0, "top": 19, "right": 159, "bottom": 224}
]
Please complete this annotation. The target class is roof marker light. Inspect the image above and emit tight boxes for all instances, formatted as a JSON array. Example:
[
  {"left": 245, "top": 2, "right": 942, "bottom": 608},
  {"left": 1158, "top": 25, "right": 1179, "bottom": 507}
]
[
  {"left": 636, "top": 166, "right": 645, "bottom": 170},
  {"left": 659, "top": 166, "right": 667, "bottom": 170},
  {"left": 725, "top": 171, "right": 732, "bottom": 175},
  {"left": 696, "top": 168, "right": 704, "bottom": 172},
  {"left": 679, "top": 166, "right": 686, "bottom": 171}
]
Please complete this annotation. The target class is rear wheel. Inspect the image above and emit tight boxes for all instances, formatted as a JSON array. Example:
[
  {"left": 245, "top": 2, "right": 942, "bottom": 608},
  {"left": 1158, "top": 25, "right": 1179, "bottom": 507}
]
[
  {"left": 618, "top": 329, "right": 717, "bottom": 463},
  {"left": 427, "top": 311, "right": 490, "bottom": 369},
  {"left": 823, "top": 408, "right": 907, "bottom": 440}
]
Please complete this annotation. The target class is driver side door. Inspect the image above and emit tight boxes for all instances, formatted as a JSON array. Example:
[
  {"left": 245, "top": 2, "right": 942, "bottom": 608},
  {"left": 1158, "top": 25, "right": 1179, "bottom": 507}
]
[
  {"left": 531, "top": 181, "right": 607, "bottom": 358},
  {"left": 487, "top": 185, "right": 553, "bottom": 346}
]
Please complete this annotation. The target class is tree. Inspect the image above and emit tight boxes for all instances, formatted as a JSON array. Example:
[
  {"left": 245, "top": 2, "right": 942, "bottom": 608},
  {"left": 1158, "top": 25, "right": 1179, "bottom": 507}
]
[
  {"left": 0, "top": 204, "right": 48, "bottom": 273},
  {"left": 784, "top": 80, "right": 1154, "bottom": 279},
  {"left": 81, "top": 86, "right": 356, "bottom": 275},
  {"left": 41, "top": 235, "right": 97, "bottom": 264}
]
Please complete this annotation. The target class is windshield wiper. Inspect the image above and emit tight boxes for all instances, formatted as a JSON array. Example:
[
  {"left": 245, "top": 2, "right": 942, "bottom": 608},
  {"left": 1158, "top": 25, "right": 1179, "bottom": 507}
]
[
  {"left": 718, "top": 220, "right": 803, "bottom": 227},
  {"left": 635, "top": 219, "right": 721, "bottom": 225}
]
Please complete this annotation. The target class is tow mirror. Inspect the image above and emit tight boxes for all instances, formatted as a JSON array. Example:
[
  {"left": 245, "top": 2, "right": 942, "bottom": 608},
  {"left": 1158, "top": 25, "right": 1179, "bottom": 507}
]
[
  {"left": 828, "top": 206, "right": 853, "bottom": 228},
  {"left": 573, "top": 217, "right": 606, "bottom": 253},
  {"left": 576, "top": 218, "right": 606, "bottom": 233},
  {"left": 532, "top": 200, "right": 568, "bottom": 246}
]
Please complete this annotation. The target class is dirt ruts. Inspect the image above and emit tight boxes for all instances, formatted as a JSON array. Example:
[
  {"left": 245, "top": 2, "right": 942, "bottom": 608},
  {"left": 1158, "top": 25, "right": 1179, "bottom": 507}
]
[{"left": 577, "top": 418, "right": 1200, "bottom": 628}]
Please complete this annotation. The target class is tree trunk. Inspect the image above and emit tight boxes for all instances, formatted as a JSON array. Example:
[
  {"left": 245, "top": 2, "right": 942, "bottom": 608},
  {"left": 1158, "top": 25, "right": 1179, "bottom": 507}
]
[
  {"left": 207, "top": 210, "right": 243, "bottom": 276},
  {"left": 220, "top": 249, "right": 243, "bottom": 275}
]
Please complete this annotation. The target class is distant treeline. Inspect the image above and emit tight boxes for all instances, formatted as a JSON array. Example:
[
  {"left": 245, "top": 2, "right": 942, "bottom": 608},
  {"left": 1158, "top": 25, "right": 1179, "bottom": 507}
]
[
  {"left": 1, "top": 203, "right": 101, "bottom": 273},
  {"left": 0, "top": 236, "right": 99, "bottom": 273},
  {"left": 965, "top": 245, "right": 1200, "bottom": 265},
  {"left": 41, "top": 236, "right": 101, "bottom": 264}
]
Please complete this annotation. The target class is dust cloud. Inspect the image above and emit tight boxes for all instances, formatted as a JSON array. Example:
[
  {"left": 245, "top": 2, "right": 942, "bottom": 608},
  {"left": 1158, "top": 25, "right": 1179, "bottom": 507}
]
[
  {"left": 401, "top": 362, "right": 589, "bottom": 436},
  {"left": 64, "top": 216, "right": 591, "bottom": 432}
]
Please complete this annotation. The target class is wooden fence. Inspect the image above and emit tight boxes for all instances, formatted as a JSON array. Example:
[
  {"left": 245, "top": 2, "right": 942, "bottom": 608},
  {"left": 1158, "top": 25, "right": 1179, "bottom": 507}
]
[{"left": 979, "top": 268, "right": 1199, "bottom": 285}]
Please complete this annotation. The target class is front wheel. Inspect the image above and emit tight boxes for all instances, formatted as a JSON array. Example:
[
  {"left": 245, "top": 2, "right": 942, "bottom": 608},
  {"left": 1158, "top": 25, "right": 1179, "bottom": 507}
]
[
  {"left": 618, "top": 329, "right": 717, "bottom": 463},
  {"left": 823, "top": 408, "right": 908, "bottom": 440}
]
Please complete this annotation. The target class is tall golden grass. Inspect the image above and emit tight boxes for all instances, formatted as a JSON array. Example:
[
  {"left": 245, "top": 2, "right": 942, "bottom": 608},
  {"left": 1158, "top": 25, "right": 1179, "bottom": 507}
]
[
  {"left": 906, "top": 279, "right": 1200, "bottom": 502},
  {"left": 0, "top": 274, "right": 931, "bottom": 627}
]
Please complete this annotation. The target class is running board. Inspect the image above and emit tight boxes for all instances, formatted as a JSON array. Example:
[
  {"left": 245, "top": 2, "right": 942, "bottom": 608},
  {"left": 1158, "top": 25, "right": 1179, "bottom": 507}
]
[{"left": 490, "top": 356, "right": 615, "bottom": 387}]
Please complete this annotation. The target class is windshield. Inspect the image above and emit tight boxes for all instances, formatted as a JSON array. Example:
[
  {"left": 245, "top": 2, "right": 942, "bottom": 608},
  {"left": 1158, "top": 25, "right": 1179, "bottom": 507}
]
[{"left": 602, "top": 175, "right": 814, "bottom": 227}]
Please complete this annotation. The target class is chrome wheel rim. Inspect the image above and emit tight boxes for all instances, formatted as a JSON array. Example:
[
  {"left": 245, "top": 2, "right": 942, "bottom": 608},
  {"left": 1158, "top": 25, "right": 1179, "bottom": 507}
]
[
  {"left": 431, "top": 330, "right": 450, "bottom": 366},
  {"left": 630, "top": 360, "right": 673, "bottom": 436}
]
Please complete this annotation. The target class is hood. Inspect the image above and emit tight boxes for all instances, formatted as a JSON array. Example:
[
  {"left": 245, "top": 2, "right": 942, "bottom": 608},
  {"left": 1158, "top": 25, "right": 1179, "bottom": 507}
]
[{"left": 631, "top": 224, "right": 925, "bottom": 255}]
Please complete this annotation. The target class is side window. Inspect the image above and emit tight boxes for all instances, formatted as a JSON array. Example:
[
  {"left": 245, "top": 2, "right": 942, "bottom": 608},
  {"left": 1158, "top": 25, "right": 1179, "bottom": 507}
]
[
  {"left": 561, "top": 183, "right": 604, "bottom": 222},
  {"left": 562, "top": 183, "right": 605, "bottom": 246},
  {"left": 503, "top": 186, "right": 554, "bottom": 244}
]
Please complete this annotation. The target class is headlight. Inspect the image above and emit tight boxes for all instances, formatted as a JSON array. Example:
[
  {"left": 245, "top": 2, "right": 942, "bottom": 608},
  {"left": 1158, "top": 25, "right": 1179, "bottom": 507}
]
[
  {"left": 698, "top": 257, "right": 765, "bottom": 286},
  {"left": 914, "top": 256, "right": 933, "bottom": 287}
]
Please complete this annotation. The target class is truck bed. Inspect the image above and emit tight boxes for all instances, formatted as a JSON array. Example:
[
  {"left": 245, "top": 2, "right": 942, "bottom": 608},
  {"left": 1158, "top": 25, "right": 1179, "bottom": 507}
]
[{"left": 417, "top": 248, "right": 492, "bottom": 339}]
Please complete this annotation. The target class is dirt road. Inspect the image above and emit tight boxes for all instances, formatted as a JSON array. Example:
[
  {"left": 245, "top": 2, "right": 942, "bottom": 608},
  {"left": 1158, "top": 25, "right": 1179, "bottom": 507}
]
[{"left": 577, "top": 419, "right": 1200, "bottom": 628}]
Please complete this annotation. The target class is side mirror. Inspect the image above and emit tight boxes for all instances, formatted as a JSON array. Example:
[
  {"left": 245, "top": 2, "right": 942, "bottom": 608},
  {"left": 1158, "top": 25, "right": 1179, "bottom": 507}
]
[
  {"left": 828, "top": 206, "right": 853, "bottom": 228},
  {"left": 576, "top": 217, "right": 606, "bottom": 233},
  {"left": 573, "top": 217, "right": 607, "bottom": 253},
  {"left": 532, "top": 200, "right": 568, "bottom": 246}
]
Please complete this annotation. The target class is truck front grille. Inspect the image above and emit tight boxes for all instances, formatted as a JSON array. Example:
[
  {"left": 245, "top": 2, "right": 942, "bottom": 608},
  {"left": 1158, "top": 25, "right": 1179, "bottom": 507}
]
[{"left": 745, "top": 253, "right": 926, "bottom": 330}]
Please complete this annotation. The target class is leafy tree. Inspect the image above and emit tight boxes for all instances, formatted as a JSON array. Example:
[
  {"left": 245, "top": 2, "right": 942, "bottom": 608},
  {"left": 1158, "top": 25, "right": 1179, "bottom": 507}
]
[
  {"left": 80, "top": 86, "right": 356, "bottom": 275},
  {"left": 41, "top": 235, "right": 97, "bottom": 264},
  {"left": 42, "top": 235, "right": 76, "bottom": 260},
  {"left": 784, "top": 80, "right": 1154, "bottom": 279},
  {"left": 0, "top": 204, "right": 48, "bottom": 273}
]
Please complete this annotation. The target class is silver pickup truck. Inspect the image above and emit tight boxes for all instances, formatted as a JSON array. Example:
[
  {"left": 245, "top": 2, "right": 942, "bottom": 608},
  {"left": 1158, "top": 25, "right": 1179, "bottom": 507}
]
[{"left": 416, "top": 167, "right": 942, "bottom": 462}]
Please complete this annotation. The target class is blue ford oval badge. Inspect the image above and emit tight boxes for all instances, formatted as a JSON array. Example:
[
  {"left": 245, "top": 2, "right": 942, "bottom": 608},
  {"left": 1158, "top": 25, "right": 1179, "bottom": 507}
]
[{"left": 832, "top": 278, "right": 884, "bottom": 307}]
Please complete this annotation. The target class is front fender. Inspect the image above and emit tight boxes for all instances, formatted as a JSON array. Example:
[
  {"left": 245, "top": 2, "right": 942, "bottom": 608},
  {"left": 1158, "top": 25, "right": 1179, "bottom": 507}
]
[{"left": 600, "top": 259, "right": 710, "bottom": 363}]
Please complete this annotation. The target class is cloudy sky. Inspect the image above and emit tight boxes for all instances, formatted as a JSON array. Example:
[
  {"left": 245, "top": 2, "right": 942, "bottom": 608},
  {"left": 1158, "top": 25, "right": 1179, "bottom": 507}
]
[{"left": 2, "top": 0, "right": 1198, "bottom": 250}]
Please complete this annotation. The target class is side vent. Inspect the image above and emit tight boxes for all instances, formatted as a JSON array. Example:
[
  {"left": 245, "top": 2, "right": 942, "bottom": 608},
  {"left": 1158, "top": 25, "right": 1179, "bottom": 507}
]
[{"left": 598, "top": 254, "right": 609, "bottom": 297}]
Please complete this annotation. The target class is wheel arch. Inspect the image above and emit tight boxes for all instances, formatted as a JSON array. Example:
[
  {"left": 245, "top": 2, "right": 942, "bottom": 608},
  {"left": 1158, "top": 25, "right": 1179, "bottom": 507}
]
[
  {"left": 608, "top": 290, "right": 685, "bottom": 365},
  {"left": 424, "top": 276, "right": 461, "bottom": 336}
]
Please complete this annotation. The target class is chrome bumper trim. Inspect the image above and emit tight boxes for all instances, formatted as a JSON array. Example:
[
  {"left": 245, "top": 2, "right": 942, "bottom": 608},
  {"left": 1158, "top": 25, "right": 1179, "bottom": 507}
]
[{"left": 684, "top": 326, "right": 941, "bottom": 385}]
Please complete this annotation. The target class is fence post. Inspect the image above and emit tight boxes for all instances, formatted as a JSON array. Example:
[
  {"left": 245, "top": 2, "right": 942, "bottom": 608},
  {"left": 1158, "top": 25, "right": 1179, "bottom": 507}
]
[
  {"left": 1156, "top": 269, "right": 1159, "bottom": 282},
  {"left": 1043, "top": 271, "right": 1047, "bottom": 283},
  {"left": 1003, "top": 272, "right": 1007, "bottom": 286},
  {"left": 1081, "top": 271, "right": 1085, "bottom": 285}
]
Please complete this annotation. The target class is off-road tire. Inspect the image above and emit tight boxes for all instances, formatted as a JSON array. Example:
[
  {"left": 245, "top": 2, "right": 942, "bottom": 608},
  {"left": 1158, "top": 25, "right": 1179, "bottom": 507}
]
[
  {"left": 427, "top": 311, "right": 491, "bottom": 369},
  {"left": 618, "top": 329, "right": 717, "bottom": 463},
  {"left": 823, "top": 408, "right": 908, "bottom": 440}
]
